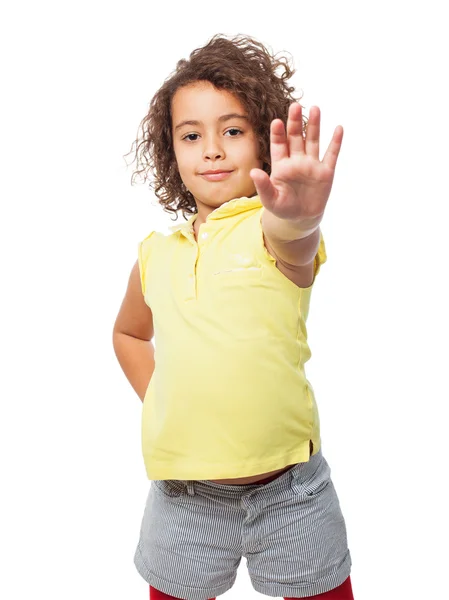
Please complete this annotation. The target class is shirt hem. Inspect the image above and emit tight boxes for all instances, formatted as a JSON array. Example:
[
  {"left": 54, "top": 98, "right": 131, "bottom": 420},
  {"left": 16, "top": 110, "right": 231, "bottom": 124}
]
[{"left": 143, "top": 437, "right": 321, "bottom": 480}]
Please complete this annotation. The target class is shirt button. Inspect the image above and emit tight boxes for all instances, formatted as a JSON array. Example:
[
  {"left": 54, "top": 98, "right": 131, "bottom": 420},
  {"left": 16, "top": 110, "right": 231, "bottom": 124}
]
[{"left": 201, "top": 232, "right": 208, "bottom": 240}]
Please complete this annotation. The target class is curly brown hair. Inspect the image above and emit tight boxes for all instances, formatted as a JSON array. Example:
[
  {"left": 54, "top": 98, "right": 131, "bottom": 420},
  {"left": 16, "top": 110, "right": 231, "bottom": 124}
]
[{"left": 124, "top": 33, "right": 307, "bottom": 221}]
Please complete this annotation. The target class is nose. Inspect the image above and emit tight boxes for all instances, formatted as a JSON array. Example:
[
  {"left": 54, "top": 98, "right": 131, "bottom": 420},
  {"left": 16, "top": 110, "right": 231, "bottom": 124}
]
[{"left": 202, "top": 135, "right": 225, "bottom": 160}]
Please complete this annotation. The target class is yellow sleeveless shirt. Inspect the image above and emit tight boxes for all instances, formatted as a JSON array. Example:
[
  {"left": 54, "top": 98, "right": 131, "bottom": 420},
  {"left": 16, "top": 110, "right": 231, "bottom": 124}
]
[{"left": 138, "top": 196, "right": 327, "bottom": 480}]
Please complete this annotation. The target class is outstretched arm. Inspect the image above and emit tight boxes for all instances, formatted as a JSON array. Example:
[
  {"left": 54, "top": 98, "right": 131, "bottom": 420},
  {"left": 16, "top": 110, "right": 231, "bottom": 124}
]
[{"left": 251, "top": 103, "right": 342, "bottom": 281}]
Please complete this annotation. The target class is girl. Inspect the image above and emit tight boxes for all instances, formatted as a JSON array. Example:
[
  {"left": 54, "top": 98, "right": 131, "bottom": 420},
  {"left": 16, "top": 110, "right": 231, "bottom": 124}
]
[{"left": 113, "top": 34, "right": 354, "bottom": 600}]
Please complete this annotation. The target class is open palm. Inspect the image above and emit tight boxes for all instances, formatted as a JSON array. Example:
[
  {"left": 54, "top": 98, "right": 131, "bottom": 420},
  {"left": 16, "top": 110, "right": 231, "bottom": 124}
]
[{"left": 250, "top": 103, "right": 343, "bottom": 223}]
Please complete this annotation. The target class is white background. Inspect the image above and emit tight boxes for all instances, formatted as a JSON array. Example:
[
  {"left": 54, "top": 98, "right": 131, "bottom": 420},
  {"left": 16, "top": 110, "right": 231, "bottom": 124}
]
[{"left": 1, "top": 1, "right": 448, "bottom": 598}]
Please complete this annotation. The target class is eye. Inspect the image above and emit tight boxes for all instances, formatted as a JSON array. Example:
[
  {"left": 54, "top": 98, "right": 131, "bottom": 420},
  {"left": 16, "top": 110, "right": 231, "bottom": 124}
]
[
  {"left": 225, "top": 128, "right": 243, "bottom": 136},
  {"left": 182, "top": 133, "right": 200, "bottom": 142}
]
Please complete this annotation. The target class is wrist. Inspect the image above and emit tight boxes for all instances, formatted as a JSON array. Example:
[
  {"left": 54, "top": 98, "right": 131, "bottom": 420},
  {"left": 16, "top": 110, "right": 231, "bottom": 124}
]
[{"left": 261, "top": 208, "right": 322, "bottom": 243}]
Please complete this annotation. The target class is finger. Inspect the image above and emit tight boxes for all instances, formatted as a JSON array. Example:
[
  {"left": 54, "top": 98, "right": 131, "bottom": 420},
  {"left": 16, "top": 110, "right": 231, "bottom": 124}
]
[
  {"left": 270, "top": 118, "right": 289, "bottom": 163},
  {"left": 322, "top": 125, "right": 344, "bottom": 170},
  {"left": 250, "top": 168, "right": 278, "bottom": 208},
  {"left": 286, "top": 102, "right": 305, "bottom": 157},
  {"left": 304, "top": 106, "right": 320, "bottom": 160}
]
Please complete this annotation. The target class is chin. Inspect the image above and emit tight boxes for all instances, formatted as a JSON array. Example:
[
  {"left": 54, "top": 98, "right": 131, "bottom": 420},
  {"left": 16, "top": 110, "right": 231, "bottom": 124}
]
[{"left": 195, "top": 190, "right": 235, "bottom": 205}]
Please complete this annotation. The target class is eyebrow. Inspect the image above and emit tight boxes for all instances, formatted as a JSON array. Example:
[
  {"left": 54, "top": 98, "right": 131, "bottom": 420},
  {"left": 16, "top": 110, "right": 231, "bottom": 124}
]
[{"left": 174, "top": 113, "right": 249, "bottom": 132}]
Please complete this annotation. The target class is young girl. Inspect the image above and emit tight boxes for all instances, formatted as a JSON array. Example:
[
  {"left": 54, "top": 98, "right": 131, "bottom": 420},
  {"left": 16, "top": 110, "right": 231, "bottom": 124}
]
[{"left": 113, "top": 34, "right": 354, "bottom": 600}]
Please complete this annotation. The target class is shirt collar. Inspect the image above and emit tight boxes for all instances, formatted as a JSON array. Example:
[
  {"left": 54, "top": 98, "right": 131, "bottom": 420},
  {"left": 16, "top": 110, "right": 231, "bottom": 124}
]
[{"left": 168, "top": 195, "right": 262, "bottom": 234}]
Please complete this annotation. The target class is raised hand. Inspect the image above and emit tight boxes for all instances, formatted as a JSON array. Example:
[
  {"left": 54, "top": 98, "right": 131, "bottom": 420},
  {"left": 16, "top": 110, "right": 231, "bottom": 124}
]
[{"left": 250, "top": 103, "right": 343, "bottom": 224}]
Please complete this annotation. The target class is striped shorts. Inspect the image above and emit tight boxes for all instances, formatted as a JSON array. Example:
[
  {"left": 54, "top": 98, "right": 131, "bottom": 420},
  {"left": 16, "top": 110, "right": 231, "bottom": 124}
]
[{"left": 134, "top": 448, "right": 352, "bottom": 600}]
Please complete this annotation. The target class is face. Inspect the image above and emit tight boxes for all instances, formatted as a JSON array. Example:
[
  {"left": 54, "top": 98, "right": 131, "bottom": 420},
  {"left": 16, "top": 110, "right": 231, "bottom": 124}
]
[{"left": 171, "top": 81, "right": 263, "bottom": 216}]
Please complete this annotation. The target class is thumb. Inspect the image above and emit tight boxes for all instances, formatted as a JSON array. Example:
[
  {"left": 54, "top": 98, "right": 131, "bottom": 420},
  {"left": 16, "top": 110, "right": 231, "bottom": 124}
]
[{"left": 250, "top": 168, "right": 277, "bottom": 209}]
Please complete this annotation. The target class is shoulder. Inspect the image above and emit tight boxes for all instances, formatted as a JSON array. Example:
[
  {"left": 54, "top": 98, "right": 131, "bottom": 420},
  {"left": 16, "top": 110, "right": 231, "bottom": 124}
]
[
  {"left": 137, "top": 230, "right": 165, "bottom": 295},
  {"left": 138, "top": 229, "right": 175, "bottom": 260}
]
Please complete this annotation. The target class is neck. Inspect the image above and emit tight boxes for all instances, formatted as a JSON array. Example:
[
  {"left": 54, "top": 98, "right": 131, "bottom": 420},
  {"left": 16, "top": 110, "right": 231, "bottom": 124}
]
[{"left": 192, "top": 201, "right": 217, "bottom": 237}]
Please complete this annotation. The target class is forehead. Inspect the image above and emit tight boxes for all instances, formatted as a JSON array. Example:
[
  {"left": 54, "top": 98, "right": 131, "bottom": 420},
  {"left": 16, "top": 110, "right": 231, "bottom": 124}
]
[{"left": 171, "top": 81, "right": 245, "bottom": 119}]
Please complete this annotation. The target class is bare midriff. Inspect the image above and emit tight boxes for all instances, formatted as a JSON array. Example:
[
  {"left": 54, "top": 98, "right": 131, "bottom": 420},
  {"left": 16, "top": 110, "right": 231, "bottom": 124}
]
[
  {"left": 206, "top": 441, "right": 314, "bottom": 485},
  {"left": 207, "top": 463, "right": 298, "bottom": 485}
]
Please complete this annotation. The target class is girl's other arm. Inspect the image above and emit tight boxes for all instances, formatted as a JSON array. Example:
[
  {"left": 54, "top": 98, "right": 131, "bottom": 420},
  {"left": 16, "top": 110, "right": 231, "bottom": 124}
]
[{"left": 112, "top": 260, "right": 155, "bottom": 402}]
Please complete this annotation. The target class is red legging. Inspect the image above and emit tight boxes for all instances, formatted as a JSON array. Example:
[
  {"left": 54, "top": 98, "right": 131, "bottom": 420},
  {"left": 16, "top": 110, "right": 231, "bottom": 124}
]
[{"left": 150, "top": 575, "right": 354, "bottom": 599}]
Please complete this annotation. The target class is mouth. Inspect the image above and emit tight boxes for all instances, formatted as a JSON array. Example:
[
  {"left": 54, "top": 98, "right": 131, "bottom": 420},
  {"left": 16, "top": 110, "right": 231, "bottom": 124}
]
[{"left": 199, "top": 170, "right": 233, "bottom": 181}]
